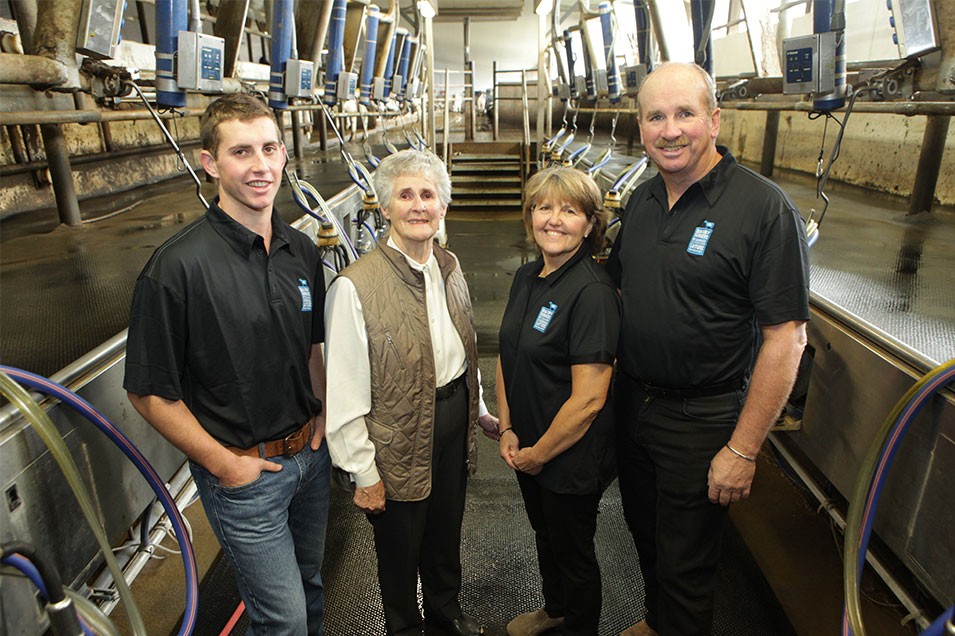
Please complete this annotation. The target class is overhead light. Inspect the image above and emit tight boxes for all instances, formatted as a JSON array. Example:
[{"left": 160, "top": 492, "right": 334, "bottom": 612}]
[
  {"left": 417, "top": 0, "right": 437, "bottom": 19},
  {"left": 534, "top": 0, "right": 553, "bottom": 16}
]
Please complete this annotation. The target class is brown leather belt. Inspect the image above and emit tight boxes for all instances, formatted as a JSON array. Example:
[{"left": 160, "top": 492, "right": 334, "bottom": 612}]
[{"left": 226, "top": 419, "right": 312, "bottom": 459}]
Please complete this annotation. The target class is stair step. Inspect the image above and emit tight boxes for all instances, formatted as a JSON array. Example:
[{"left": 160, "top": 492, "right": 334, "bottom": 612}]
[
  {"left": 451, "top": 164, "right": 521, "bottom": 173},
  {"left": 450, "top": 199, "right": 523, "bottom": 208},
  {"left": 452, "top": 175, "right": 521, "bottom": 184},
  {"left": 452, "top": 154, "right": 521, "bottom": 162}
]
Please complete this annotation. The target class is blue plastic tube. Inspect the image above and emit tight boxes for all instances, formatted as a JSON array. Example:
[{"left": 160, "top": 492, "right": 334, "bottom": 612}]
[
  {"left": 359, "top": 5, "right": 381, "bottom": 106},
  {"left": 598, "top": 2, "right": 621, "bottom": 103},
  {"left": 0, "top": 366, "right": 200, "bottom": 636},
  {"left": 813, "top": 0, "right": 846, "bottom": 111},
  {"left": 563, "top": 30, "right": 578, "bottom": 100},
  {"left": 383, "top": 31, "right": 398, "bottom": 98},
  {"left": 395, "top": 35, "right": 413, "bottom": 97},
  {"left": 155, "top": 0, "right": 187, "bottom": 108},
  {"left": 324, "top": 0, "right": 348, "bottom": 105},
  {"left": 268, "top": 0, "right": 294, "bottom": 108}
]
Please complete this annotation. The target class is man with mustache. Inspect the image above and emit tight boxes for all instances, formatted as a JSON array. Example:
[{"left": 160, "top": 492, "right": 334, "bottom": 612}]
[{"left": 606, "top": 63, "right": 810, "bottom": 636}]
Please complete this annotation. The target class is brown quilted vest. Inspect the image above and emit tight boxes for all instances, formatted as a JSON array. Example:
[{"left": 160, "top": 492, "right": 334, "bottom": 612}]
[{"left": 339, "top": 243, "right": 480, "bottom": 501}]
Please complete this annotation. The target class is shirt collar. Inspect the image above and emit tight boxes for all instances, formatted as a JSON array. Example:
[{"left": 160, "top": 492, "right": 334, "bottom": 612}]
[
  {"left": 535, "top": 243, "right": 591, "bottom": 286},
  {"left": 206, "top": 197, "right": 292, "bottom": 258},
  {"left": 648, "top": 146, "right": 737, "bottom": 208},
  {"left": 387, "top": 236, "right": 436, "bottom": 272}
]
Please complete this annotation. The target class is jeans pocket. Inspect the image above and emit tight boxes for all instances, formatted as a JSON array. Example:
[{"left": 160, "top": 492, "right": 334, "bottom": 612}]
[{"left": 216, "top": 472, "right": 266, "bottom": 495}]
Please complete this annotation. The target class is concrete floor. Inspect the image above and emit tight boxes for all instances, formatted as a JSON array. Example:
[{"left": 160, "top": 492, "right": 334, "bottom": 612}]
[{"left": 3, "top": 126, "right": 947, "bottom": 635}]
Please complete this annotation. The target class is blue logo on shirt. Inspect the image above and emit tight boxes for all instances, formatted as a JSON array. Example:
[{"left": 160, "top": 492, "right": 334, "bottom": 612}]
[
  {"left": 533, "top": 302, "right": 558, "bottom": 333},
  {"left": 687, "top": 220, "right": 715, "bottom": 256},
  {"left": 298, "top": 279, "right": 312, "bottom": 312}
]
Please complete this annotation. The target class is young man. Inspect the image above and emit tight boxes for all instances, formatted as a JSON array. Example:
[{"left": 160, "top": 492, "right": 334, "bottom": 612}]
[
  {"left": 125, "top": 93, "right": 330, "bottom": 636},
  {"left": 607, "top": 63, "right": 810, "bottom": 636}
]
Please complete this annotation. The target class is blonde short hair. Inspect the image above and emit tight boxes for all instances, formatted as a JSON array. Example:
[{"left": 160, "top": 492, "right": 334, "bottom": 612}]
[{"left": 522, "top": 166, "right": 608, "bottom": 255}]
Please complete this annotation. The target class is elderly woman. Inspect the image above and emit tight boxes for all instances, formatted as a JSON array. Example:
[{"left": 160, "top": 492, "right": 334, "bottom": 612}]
[
  {"left": 497, "top": 166, "right": 620, "bottom": 636},
  {"left": 324, "top": 149, "right": 497, "bottom": 636}
]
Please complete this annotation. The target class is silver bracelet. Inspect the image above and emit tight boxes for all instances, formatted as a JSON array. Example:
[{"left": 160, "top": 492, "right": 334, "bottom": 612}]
[{"left": 726, "top": 443, "right": 757, "bottom": 463}]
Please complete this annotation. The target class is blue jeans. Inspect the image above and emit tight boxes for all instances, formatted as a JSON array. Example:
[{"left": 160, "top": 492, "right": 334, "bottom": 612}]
[{"left": 191, "top": 442, "right": 331, "bottom": 636}]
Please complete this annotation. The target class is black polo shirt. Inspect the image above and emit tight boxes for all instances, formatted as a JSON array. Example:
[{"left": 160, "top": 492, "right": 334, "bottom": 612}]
[
  {"left": 606, "top": 147, "right": 810, "bottom": 389},
  {"left": 499, "top": 245, "right": 620, "bottom": 495},
  {"left": 124, "top": 198, "right": 325, "bottom": 448}
]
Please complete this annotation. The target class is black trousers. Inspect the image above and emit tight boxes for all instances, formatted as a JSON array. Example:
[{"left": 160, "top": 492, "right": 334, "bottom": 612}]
[
  {"left": 368, "top": 384, "right": 469, "bottom": 636},
  {"left": 516, "top": 473, "right": 602, "bottom": 636},
  {"left": 614, "top": 371, "right": 744, "bottom": 636}
]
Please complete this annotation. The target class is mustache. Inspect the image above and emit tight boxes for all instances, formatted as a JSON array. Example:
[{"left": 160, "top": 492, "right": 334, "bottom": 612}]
[{"left": 655, "top": 137, "right": 689, "bottom": 150}]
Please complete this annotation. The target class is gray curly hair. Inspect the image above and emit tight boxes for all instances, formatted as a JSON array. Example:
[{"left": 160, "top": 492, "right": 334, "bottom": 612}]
[{"left": 373, "top": 149, "right": 452, "bottom": 209}]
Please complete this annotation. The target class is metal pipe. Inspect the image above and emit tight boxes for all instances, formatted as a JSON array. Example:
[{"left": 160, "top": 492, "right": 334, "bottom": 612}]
[
  {"left": 31, "top": 0, "right": 81, "bottom": 88},
  {"left": 727, "top": 101, "right": 955, "bottom": 116},
  {"left": 647, "top": 0, "right": 670, "bottom": 61},
  {"left": 760, "top": 110, "right": 780, "bottom": 177},
  {"left": 908, "top": 115, "right": 950, "bottom": 216},
  {"left": 766, "top": 434, "right": 932, "bottom": 631},
  {"left": 9, "top": 0, "right": 37, "bottom": 55},
  {"left": 188, "top": 0, "right": 201, "bottom": 33},
  {"left": 443, "top": 68, "right": 450, "bottom": 163},
  {"left": 0, "top": 52, "right": 69, "bottom": 86},
  {"left": 39, "top": 124, "right": 81, "bottom": 226},
  {"left": 493, "top": 60, "right": 499, "bottom": 140},
  {"left": 0, "top": 107, "right": 206, "bottom": 127},
  {"left": 424, "top": 17, "right": 436, "bottom": 147},
  {"left": 0, "top": 138, "right": 202, "bottom": 177},
  {"left": 291, "top": 109, "right": 305, "bottom": 159},
  {"left": 310, "top": 0, "right": 335, "bottom": 67},
  {"left": 690, "top": 0, "right": 715, "bottom": 74},
  {"left": 373, "top": 0, "right": 399, "bottom": 81}
]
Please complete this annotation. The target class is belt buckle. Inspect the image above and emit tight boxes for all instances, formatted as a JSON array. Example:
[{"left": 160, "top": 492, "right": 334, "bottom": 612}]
[{"left": 282, "top": 424, "right": 307, "bottom": 457}]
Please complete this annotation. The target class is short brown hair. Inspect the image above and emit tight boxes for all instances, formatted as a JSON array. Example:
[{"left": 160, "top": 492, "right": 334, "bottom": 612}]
[
  {"left": 200, "top": 93, "right": 281, "bottom": 157},
  {"left": 522, "top": 166, "right": 608, "bottom": 255}
]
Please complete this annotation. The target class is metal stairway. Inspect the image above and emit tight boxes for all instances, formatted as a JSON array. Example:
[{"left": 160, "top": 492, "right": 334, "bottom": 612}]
[{"left": 448, "top": 142, "right": 525, "bottom": 215}]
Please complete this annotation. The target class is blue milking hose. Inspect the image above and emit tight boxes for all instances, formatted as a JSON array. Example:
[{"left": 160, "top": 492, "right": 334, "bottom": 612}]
[
  {"left": 842, "top": 359, "right": 955, "bottom": 636},
  {"left": 0, "top": 366, "right": 199, "bottom": 636}
]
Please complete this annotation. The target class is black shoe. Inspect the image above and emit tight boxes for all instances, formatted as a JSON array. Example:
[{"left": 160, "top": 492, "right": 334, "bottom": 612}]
[{"left": 425, "top": 613, "right": 485, "bottom": 636}]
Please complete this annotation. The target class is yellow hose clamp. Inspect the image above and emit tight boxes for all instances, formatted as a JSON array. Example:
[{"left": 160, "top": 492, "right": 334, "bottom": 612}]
[
  {"left": 604, "top": 190, "right": 622, "bottom": 212},
  {"left": 363, "top": 192, "right": 380, "bottom": 212},
  {"left": 318, "top": 221, "right": 340, "bottom": 246}
]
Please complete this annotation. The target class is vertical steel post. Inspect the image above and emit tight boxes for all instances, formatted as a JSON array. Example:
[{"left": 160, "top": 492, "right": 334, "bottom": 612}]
[
  {"left": 493, "top": 60, "right": 499, "bottom": 140},
  {"left": 908, "top": 115, "right": 950, "bottom": 216},
  {"left": 40, "top": 124, "right": 81, "bottom": 226},
  {"left": 536, "top": 10, "right": 548, "bottom": 155},
  {"left": 760, "top": 110, "right": 779, "bottom": 178},
  {"left": 10, "top": 0, "right": 37, "bottom": 54},
  {"left": 291, "top": 109, "right": 305, "bottom": 159}
]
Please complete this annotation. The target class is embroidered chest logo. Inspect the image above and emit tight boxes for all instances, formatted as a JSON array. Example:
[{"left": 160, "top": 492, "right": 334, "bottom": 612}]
[
  {"left": 687, "top": 220, "right": 715, "bottom": 256},
  {"left": 298, "top": 279, "right": 312, "bottom": 311},
  {"left": 533, "top": 302, "right": 558, "bottom": 333}
]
